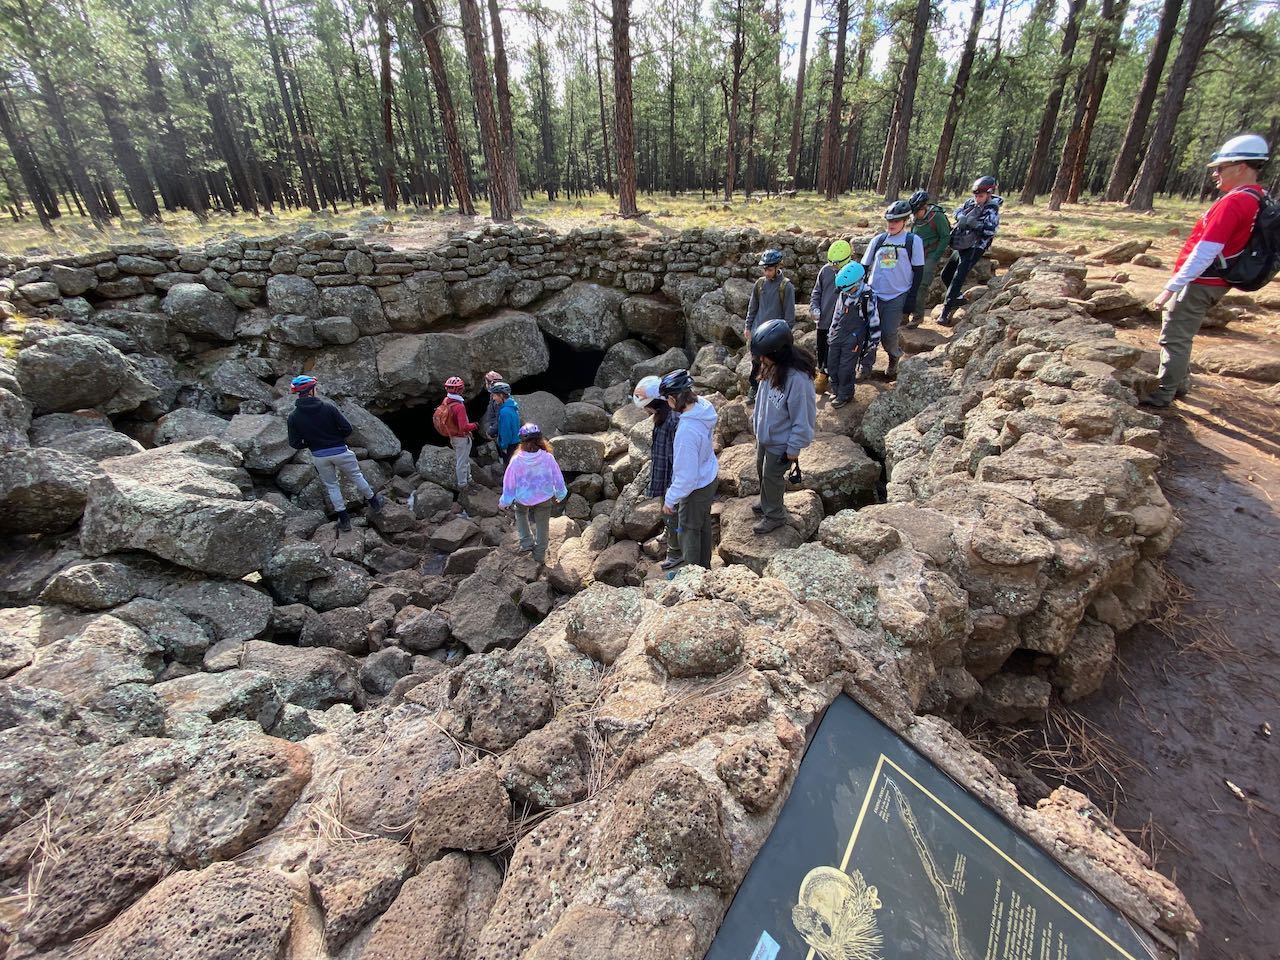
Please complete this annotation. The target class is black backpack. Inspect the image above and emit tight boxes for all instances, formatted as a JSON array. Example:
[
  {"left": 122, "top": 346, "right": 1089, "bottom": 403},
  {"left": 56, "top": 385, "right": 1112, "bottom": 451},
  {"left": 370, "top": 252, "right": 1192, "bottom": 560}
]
[{"left": 1210, "top": 186, "right": 1280, "bottom": 291}]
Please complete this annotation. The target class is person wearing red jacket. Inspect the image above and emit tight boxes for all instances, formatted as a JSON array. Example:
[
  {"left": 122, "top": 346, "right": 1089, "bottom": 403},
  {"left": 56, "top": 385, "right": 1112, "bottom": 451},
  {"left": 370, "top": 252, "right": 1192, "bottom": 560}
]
[
  {"left": 1147, "top": 134, "right": 1270, "bottom": 408},
  {"left": 441, "top": 376, "right": 479, "bottom": 487}
]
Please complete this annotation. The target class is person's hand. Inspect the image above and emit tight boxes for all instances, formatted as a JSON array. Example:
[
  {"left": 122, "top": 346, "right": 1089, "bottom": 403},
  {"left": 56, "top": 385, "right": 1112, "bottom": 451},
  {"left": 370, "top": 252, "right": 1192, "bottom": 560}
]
[
  {"left": 1151, "top": 289, "right": 1174, "bottom": 310},
  {"left": 662, "top": 503, "right": 675, "bottom": 516}
]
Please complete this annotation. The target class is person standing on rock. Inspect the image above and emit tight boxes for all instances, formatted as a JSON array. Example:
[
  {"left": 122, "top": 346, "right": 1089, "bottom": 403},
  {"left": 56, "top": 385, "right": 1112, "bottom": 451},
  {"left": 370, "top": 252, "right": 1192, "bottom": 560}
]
[
  {"left": 826, "top": 262, "right": 880, "bottom": 409},
  {"left": 634, "top": 376, "right": 684, "bottom": 571},
  {"left": 748, "top": 320, "right": 817, "bottom": 536},
  {"left": 499, "top": 423, "right": 568, "bottom": 567},
  {"left": 744, "top": 249, "right": 796, "bottom": 403},
  {"left": 907, "top": 190, "right": 951, "bottom": 327},
  {"left": 859, "top": 201, "right": 924, "bottom": 382},
  {"left": 660, "top": 369, "right": 719, "bottom": 570},
  {"left": 286, "top": 375, "right": 384, "bottom": 532},
  {"left": 1145, "top": 134, "right": 1271, "bottom": 409},
  {"left": 809, "top": 239, "right": 852, "bottom": 390},
  {"left": 479, "top": 370, "right": 505, "bottom": 443},
  {"left": 435, "top": 376, "right": 479, "bottom": 490},
  {"left": 490, "top": 381, "right": 522, "bottom": 464},
  {"left": 939, "top": 175, "right": 1002, "bottom": 327}
]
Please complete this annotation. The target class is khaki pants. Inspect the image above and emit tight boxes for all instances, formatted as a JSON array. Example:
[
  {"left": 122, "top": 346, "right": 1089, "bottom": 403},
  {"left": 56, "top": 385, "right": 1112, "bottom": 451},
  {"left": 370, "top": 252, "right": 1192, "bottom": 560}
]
[
  {"left": 514, "top": 499, "right": 555, "bottom": 563},
  {"left": 1154, "top": 283, "right": 1227, "bottom": 403},
  {"left": 756, "top": 446, "right": 788, "bottom": 521},
  {"left": 913, "top": 255, "right": 943, "bottom": 316},
  {"left": 676, "top": 478, "right": 717, "bottom": 569},
  {"left": 450, "top": 435, "right": 472, "bottom": 488}
]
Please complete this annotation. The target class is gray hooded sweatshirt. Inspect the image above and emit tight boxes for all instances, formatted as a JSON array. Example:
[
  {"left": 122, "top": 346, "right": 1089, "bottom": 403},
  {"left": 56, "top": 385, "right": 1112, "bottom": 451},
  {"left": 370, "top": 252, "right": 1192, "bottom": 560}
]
[{"left": 752, "top": 366, "right": 817, "bottom": 458}]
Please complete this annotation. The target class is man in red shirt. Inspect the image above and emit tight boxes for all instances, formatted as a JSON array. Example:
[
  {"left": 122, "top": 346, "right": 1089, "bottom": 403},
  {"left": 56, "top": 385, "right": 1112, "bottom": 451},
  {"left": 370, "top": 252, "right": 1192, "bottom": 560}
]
[{"left": 1146, "top": 134, "right": 1270, "bottom": 407}]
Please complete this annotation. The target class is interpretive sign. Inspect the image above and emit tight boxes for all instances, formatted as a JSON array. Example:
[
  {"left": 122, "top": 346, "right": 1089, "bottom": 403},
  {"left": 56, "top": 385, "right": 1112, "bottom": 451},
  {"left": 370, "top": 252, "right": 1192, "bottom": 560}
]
[{"left": 706, "top": 695, "right": 1160, "bottom": 960}]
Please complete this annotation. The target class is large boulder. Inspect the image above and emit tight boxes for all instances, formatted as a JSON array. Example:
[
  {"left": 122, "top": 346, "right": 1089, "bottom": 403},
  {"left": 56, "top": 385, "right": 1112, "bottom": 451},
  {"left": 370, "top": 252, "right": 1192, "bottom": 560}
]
[
  {"left": 16, "top": 335, "right": 158, "bottom": 415},
  {"left": 338, "top": 400, "right": 402, "bottom": 458},
  {"left": 222, "top": 414, "right": 294, "bottom": 473},
  {"left": 594, "top": 339, "right": 655, "bottom": 389},
  {"left": 161, "top": 283, "right": 238, "bottom": 341},
  {"left": 80, "top": 438, "right": 285, "bottom": 578},
  {"left": 550, "top": 434, "right": 605, "bottom": 474},
  {"left": 536, "top": 282, "right": 627, "bottom": 350},
  {"left": 516, "top": 392, "right": 567, "bottom": 438},
  {"left": 450, "top": 263, "right": 516, "bottom": 317},
  {"left": 621, "top": 294, "right": 685, "bottom": 349},
  {"left": 631, "top": 346, "right": 692, "bottom": 384},
  {"left": 798, "top": 433, "right": 881, "bottom": 512},
  {"left": 155, "top": 408, "right": 229, "bottom": 445},
  {"left": 265, "top": 274, "right": 321, "bottom": 318},
  {"left": 0, "top": 448, "right": 102, "bottom": 534},
  {"left": 241, "top": 639, "right": 364, "bottom": 709},
  {"left": 320, "top": 285, "right": 388, "bottom": 335},
  {"left": 0, "top": 386, "right": 31, "bottom": 452}
]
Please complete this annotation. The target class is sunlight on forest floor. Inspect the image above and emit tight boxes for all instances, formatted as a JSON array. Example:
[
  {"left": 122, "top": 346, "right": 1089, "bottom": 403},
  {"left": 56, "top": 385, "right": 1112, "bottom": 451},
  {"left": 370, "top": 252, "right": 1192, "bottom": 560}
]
[{"left": 0, "top": 190, "right": 1210, "bottom": 257}]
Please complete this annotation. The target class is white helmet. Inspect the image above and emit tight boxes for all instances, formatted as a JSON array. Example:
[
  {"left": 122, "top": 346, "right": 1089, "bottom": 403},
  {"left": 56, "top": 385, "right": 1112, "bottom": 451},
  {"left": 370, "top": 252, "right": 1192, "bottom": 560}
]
[
  {"left": 632, "top": 375, "right": 662, "bottom": 407},
  {"left": 1208, "top": 134, "right": 1269, "bottom": 167}
]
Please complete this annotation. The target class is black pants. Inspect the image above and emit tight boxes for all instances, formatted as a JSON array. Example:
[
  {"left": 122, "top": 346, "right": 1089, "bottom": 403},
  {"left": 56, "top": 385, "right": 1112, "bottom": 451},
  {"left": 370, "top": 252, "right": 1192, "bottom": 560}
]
[
  {"left": 941, "top": 247, "right": 984, "bottom": 304},
  {"left": 816, "top": 328, "right": 829, "bottom": 371}
]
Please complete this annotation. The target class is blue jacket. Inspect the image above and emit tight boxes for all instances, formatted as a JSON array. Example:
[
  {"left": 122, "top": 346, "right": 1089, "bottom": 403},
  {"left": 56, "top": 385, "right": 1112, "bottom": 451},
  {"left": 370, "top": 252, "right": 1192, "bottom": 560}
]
[{"left": 496, "top": 398, "right": 522, "bottom": 451}]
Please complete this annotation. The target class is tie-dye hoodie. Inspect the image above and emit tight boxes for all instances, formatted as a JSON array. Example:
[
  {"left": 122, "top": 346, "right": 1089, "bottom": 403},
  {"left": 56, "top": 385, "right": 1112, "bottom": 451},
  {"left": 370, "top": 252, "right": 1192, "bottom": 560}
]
[{"left": 499, "top": 449, "right": 568, "bottom": 508}]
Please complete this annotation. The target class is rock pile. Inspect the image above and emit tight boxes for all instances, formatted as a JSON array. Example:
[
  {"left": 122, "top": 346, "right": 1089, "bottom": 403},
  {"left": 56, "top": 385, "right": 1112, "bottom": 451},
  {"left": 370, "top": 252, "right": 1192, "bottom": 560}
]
[{"left": 0, "top": 230, "right": 1197, "bottom": 958}]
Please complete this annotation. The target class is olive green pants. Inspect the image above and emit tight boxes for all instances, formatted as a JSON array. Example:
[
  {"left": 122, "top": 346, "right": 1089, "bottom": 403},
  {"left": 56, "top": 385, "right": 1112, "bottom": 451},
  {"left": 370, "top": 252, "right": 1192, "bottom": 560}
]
[
  {"left": 1154, "top": 283, "right": 1227, "bottom": 403},
  {"left": 675, "top": 478, "right": 717, "bottom": 569}
]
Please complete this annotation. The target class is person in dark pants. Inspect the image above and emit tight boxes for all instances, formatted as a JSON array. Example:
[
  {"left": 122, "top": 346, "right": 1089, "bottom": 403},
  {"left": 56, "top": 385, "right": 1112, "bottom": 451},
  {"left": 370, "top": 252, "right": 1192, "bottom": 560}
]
[
  {"left": 479, "top": 370, "right": 504, "bottom": 443},
  {"left": 860, "top": 200, "right": 924, "bottom": 382},
  {"left": 907, "top": 189, "right": 950, "bottom": 326},
  {"left": 826, "top": 263, "right": 880, "bottom": 408},
  {"left": 748, "top": 320, "right": 817, "bottom": 536},
  {"left": 490, "top": 381, "right": 522, "bottom": 463},
  {"left": 743, "top": 248, "right": 796, "bottom": 403},
  {"left": 809, "top": 239, "right": 852, "bottom": 387},
  {"left": 286, "top": 375, "right": 383, "bottom": 532},
  {"left": 633, "top": 375, "right": 683, "bottom": 571},
  {"left": 659, "top": 369, "right": 719, "bottom": 571},
  {"left": 939, "top": 175, "right": 1002, "bottom": 326}
]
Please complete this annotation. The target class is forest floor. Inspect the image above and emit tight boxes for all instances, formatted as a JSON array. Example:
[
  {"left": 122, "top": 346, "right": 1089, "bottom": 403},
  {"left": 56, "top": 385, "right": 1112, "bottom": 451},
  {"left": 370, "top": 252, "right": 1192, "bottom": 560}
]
[{"left": 4, "top": 193, "right": 1278, "bottom": 957}]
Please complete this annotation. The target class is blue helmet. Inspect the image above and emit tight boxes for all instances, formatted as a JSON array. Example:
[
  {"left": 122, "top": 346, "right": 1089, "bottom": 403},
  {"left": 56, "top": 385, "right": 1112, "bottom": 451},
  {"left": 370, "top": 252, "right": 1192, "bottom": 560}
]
[
  {"left": 290, "top": 375, "right": 318, "bottom": 394},
  {"left": 758, "top": 249, "right": 784, "bottom": 267},
  {"left": 835, "top": 261, "right": 865, "bottom": 292}
]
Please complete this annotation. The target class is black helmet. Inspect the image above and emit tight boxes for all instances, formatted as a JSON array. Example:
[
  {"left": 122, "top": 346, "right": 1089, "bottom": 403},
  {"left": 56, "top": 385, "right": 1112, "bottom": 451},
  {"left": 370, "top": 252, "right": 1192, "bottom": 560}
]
[
  {"left": 758, "top": 249, "right": 784, "bottom": 267},
  {"left": 908, "top": 189, "right": 929, "bottom": 210},
  {"left": 884, "top": 200, "right": 913, "bottom": 221},
  {"left": 659, "top": 368, "right": 694, "bottom": 397},
  {"left": 971, "top": 175, "right": 997, "bottom": 193},
  {"left": 750, "top": 318, "right": 794, "bottom": 357}
]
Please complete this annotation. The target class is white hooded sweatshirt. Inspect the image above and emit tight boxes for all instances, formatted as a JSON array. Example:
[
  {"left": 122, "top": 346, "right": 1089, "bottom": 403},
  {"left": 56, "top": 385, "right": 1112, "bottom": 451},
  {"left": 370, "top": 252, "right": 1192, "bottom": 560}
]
[{"left": 663, "top": 397, "right": 719, "bottom": 510}]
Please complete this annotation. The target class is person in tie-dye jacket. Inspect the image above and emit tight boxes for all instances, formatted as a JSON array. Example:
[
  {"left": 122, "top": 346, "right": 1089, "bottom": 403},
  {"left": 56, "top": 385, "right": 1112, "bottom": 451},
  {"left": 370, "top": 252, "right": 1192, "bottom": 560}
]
[{"left": 498, "top": 423, "right": 567, "bottom": 566}]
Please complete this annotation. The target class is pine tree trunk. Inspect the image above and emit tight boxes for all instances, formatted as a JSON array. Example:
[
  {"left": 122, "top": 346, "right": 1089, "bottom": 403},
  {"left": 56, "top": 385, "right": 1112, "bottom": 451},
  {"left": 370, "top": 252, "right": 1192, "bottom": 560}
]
[
  {"left": 592, "top": 7, "right": 615, "bottom": 197},
  {"left": 883, "top": 0, "right": 930, "bottom": 200},
  {"left": 0, "top": 92, "right": 54, "bottom": 229},
  {"left": 786, "top": 0, "right": 812, "bottom": 184},
  {"left": 410, "top": 0, "right": 475, "bottom": 214},
  {"left": 667, "top": 14, "right": 679, "bottom": 195},
  {"left": 93, "top": 90, "right": 160, "bottom": 222},
  {"left": 374, "top": 0, "right": 398, "bottom": 211},
  {"left": 1019, "top": 0, "right": 1086, "bottom": 204},
  {"left": 612, "top": 0, "right": 639, "bottom": 216},
  {"left": 458, "top": 0, "right": 510, "bottom": 219},
  {"left": 1127, "top": 0, "right": 1219, "bottom": 210},
  {"left": 724, "top": 0, "right": 746, "bottom": 201},
  {"left": 928, "top": 0, "right": 984, "bottom": 197},
  {"left": 260, "top": 0, "right": 318, "bottom": 211},
  {"left": 487, "top": 0, "right": 521, "bottom": 212},
  {"left": 1103, "top": 0, "right": 1181, "bottom": 201},
  {"left": 822, "top": 0, "right": 850, "bottom": 199}
]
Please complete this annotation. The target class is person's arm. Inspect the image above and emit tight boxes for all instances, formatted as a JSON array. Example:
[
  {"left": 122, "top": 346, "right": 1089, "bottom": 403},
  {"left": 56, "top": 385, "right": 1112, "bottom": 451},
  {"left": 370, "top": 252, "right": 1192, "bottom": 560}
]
[
  {"left": 550, "top": 456, "right": 568, "bottom": 501},
  {"left": 663, "top": 426, "right": 696, "bottom": 510},
  {"left": 783, "top": 279, "right": 795, "bottom": 325},
  {"left": 979, "top": 204, "right": 1000, "bottom": 249},
  {"left": 498, "top": 459, "right": 518, "bottom": 507},
  {"left": 1162, "top": 193, "right": 1257, "bottom": 296},
  {"left": 745, "top": 282, "right": 759, "bottom": 330},
  {"left": 866, "top": 297, "right": 881, "bottom": 349},
  {"left": 809, "top": 271, "right": 824, "bottom": 317},
  {"left": 906, "top": 235, "right": 925, "bottom": 309},
  {"left": 861, "top": 239, "right": 876, "bottom": 267},
  {"left": 286, "top": 413, "right": 306, "bottom": 450},
  {"left": 452, "top": 402, "right": 477, "bottom": 435},
  {"left": 783, "top": 373, "right": 816, "bottom": 458}
]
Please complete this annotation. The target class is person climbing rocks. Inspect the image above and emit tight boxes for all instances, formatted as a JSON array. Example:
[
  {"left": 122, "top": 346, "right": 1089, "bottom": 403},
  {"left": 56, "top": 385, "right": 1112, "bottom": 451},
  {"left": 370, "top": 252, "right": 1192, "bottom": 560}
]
[
  {"left": 1145, "top": 134, "right": 1271, "bottom": 408},
  {"left": 859, "top": 200, "right": 923, "bottom": 382},
  {"left": 660, "top": 369, "right": 719, "bottom": 570},
  {"left": 634, "top": 375, "right": 683, "bottom": 571},
  {"left": 907, "top": 189, "right": 951, "bottom": 327},
  {"left": 479, "top": 370, "right": 505, "bottom": 442},
  {"left": 826, "top": 262, "right": 880, "bottom": 409},
  {"left": 744, "top": 248, "right": 796, "bottom": 403},
  {"left": 435, "top": 376, "right": 479, "bottom": 490},
  {"left": 490, "top": 381, "right": 522, "bottom": 463},
  {"left": 939, "top": 175, "right": 1002, "bottom": 327},
  {"left": 286, "top": 375, "right": 383, "bottom": 532},
  {"left": 748, "top": 319, "right": 817, "bottom": 536},
  {"left": 810, "top": 239, "right": 852, "bottom": 392},
  {"left": 498, "top": 423, "right": 567, "bottom": 568}
]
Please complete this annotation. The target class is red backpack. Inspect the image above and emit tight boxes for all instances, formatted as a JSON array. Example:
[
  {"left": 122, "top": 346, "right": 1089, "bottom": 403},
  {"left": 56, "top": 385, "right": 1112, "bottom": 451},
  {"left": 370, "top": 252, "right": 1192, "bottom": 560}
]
[{"left": 433, "top": 398, "right": 464, "bottom": 438}]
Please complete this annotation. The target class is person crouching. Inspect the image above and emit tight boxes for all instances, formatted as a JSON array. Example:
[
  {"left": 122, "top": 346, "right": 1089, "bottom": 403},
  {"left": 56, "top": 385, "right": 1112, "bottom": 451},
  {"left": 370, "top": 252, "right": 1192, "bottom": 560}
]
[
  {"left": 659, "top": 369, "right": 719, "bottom": 570},
  {"left": 498, "top": 423, "right": 567, "bottom": 566},
  {"left": 748, "top": 319, "right": 817, "bottom": 535},
  {"left": 633, "top": 375, "right": 683, "bottom": 571},
  {"left": 826, "top": 262, "right": 880, "bottom": 408}
]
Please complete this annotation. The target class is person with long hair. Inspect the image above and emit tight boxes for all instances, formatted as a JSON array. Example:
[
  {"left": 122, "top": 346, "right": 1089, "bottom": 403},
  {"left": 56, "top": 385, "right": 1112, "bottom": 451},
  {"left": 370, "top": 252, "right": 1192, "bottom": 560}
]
[
  {"left": 633, "top": 375, "right": 683, "bottom": 571},
  {"left": 659, "top": 369, "right": 719, "bottom": 570},
  {"left": 498, "top": 423, "right": 567, "bottom": 566},
  {"left": 747, "top": 320, "right": 817, "bottom": 535}
]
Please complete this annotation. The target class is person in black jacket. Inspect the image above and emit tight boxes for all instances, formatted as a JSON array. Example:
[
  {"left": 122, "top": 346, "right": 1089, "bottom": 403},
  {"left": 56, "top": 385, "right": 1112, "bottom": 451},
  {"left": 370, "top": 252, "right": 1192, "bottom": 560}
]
[{"left": 286, "top": 375, "right": 383, "bottom": 531}]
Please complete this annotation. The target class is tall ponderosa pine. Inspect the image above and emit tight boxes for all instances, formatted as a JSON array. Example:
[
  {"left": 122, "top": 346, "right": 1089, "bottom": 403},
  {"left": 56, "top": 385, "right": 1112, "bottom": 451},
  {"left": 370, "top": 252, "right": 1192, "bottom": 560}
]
[
  {"left": 409, "top": 0, "right": 475, "bottom": 214},
  {"left": 928, "top": 0, "right": 984, "bottom": 198},
  {"left": 611, "top": 0, "right": 639, "bottom": 216},
  {"left": 1020, "top": 0, "right": 1086, "bottom": 204},
  {"left": 883, "top": 0, "right": 931, "bottom": 200}
]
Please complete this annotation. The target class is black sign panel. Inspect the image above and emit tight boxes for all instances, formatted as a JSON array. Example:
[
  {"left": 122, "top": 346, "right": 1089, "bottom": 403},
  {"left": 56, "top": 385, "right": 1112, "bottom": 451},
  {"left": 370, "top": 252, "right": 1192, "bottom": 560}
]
[{"left": 706, "top": 695, "right": 1159, "bottom": 960}]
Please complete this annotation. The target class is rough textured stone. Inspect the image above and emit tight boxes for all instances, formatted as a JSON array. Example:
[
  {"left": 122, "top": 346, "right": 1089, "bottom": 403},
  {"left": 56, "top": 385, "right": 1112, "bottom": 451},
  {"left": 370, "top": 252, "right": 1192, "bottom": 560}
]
[
  {"left": 241, "top": 639, "right": 364, "bottom": 709},
  {"left": 411, "top": 761, "right": 511, "bottom": 863},
  {"left": 0, "top": 447, "right": 102, "bottom": 534},
  {"left": 16, "top": 334, "right": 158, "bottom": 415},
  {"left": 162, "top": 283, "right": 238, "bottom": 341},
  {"left": 442, "top": 647, "right": 554, "bottom": 751},
  {"left": 536, "top": 281, "right": 628, "bottom": 349},
  {"left": 640, "top": 599, "right": 746, "bottom": 678},
  {"left": 308, "top": 838, "right": 414, "bottom": 950}
]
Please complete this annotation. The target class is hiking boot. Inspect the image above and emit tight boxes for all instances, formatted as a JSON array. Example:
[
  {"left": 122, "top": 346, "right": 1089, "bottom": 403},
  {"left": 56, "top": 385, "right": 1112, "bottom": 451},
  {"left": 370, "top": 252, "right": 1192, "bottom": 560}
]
[
  {"left": 660, "top": 556, "right": 683, "bottom": 571},
  {"left": 751, "top": 502, "right": 764, "bottom": 515},
  {"left": 337, "top": 510, "right": 353, "bottom": 533},
  {"left": 885, "top": 358, "right": 899, "bottom": 382},
  {"left": 1138, "top": 396, "right": 1171, "bottom": 409},
  {"left": 368, "top": 493, "right": 385, "bottom": 513},
  {"left": 752, "top": 517, "right": 786, "bottom": 535},
  {"left": 831, "top": 397, "right": 851, "bottom": 409}
]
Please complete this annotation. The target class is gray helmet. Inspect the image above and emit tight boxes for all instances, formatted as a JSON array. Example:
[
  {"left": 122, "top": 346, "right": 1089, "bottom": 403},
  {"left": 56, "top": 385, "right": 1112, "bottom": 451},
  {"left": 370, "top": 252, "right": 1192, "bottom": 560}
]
[
  {"left": 884, "top": 200, "right": 913, "bottom": 221},
  {"left": 758, "top": 249, "right": 784, "bottom": 267},
  {"left": 750, "top": 318, "right": 793, "bottom": 357},
  {"left": 971, "top": 175, "right": 997, "bottom": 193},
  {"left": 908, "top": 189, "right": 929, "bottom": 210},
  {"left": 659, "top": 368, "right": 694, "bottom": 397},
  {"left": 490, "top": 381, "right": 511, "bottom": 396}
]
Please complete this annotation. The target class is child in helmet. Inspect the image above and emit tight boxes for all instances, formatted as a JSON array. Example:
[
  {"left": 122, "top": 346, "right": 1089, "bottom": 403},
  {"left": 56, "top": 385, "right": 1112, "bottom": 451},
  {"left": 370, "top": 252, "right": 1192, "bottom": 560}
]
[
  {"left": 479, "top": 370, "right": 505, "bottom": 442},
  {"left": 748, "top": 319, "right": 817, "bottom": 535},
  {"left": 633, "top": 375, "right": 683, "bottom": 570},
  {"left": 860, "top": 200, "right": 924, "bottom": 381},
  {"left": 498, "top": 423, "right": 568, "bottom": 566},
  {"left": 438, "top": 376, "right": 479, "bottom": 488},
  {"left": 659, "top": 369, "right": 719, "bottom": 569},
  {"left": 490, "top": 381, "right": 522, "bottom": 464},
  {"left": 827, "top": 263, "right": 880, "bottom": 408},
  {"left": 810, "top": 239, "right": 852, "bottom": 386},
  {"left": 744, "top": 248, "right": 796, "bottom": 403}
]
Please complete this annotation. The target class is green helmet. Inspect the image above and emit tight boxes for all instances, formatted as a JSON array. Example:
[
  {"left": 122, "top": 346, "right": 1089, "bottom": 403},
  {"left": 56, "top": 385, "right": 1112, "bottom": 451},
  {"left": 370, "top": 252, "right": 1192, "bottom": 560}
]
[{"left": 826, "top": 239, "right": 852, "bottom": 264}]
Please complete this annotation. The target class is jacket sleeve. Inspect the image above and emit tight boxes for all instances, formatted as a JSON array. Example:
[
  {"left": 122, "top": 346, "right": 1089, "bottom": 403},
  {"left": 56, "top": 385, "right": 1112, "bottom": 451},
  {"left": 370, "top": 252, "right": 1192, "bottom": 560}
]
[
  {"left": 979, "top": 204, "right": 1000, "bottom": 248},
  {"left": 784, "top": 373, "right": 817, "bottom": 458},
  {"left": 664, "top": 426, "right": 697, "bottom": 509},
  {"left": 498, "top": 460, "right": 517, "bottom": 507},
  {"left": 452, "top": 402, "right": 477, "bottom": 434},
  {"left": 550, "top": 458, "right": 568, "bottom": 501},
  {"left": 783, "top": 280, "right": 795, "bottom": 325},
  {"left": 809, "top": 271, "right": 824, "bottom": 316},
  {"left": 332, "top": 405, "right": 353, "bottom": 439},
  {"left": 745, "top": 282, "right": 758, "bottom": 328},
  {"left": 286, "top": 414, "right": 306, "bottom": 450}
]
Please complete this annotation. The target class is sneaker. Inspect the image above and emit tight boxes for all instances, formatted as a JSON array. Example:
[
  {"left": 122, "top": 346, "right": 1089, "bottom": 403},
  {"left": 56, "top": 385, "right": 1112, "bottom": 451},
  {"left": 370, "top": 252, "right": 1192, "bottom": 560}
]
[
  {"left": 517, "top": 543, "right": 534, "bottom": 554},
  {"left": 751, "top": 502, "right": 763, "bottom": 515},
  {"left": 831, "top": 398, "right": 850, "bottom": 408},
  {"left": 368, "top": 493, "right": 385, "bottom": 513},
  {"left": 885, "top": 359, "right": 899, "bottom": 382},
  {"left": 660, "top": 556, "right": 683, "bottom": 571},
  {"left": 1138, "top": 396, "right": 1171, "bottom": 409},
  {"left": 752, "top": 517, "right": 785, "bottom": 535},
  {"left": 337, "top": 510, "right": 352, "bottom": 532}
]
